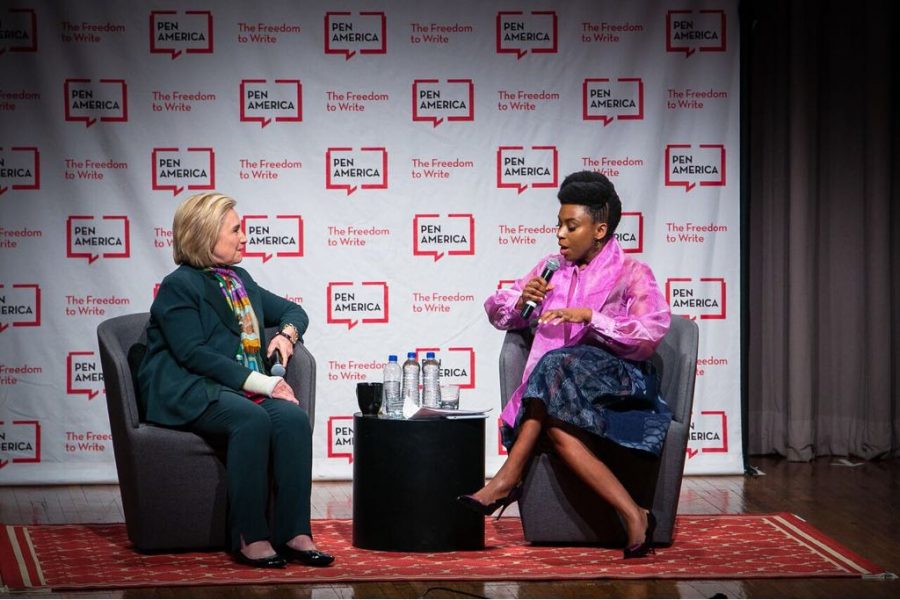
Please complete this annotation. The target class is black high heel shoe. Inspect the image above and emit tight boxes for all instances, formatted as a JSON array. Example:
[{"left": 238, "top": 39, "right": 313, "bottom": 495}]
[
  {"left": 456, "top": 485, "right": 522, "bottom": 520},
  {"left": 623, "top": 511, "right": 657, "bottom": 559}
]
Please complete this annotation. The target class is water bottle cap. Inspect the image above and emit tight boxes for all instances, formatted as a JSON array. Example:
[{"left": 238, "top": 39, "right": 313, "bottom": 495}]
[
  {"left": 426, "top": 351, "right": 436, "bottom": 358},
  {"left": 407, "top": 351, "right": 416, "bottom": 358},
  {"left": 388, "top": 355, "right": 397, "bottom": 361}
]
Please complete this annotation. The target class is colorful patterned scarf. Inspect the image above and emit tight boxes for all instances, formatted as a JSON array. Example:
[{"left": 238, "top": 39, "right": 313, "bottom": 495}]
[{"left": 207, "top": 267, "right": 263, "bottom": 374}]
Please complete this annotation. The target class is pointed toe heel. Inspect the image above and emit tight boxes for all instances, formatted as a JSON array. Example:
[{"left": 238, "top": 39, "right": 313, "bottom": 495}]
[
  {"left": 456, "top": 485, "right": 522, "bottom": 520},
  {"left": 623, "top": 511, "right": 657, "bottom": 559},
  {"left": 456, "top": 494, "right": 493, "bottom": 515}
]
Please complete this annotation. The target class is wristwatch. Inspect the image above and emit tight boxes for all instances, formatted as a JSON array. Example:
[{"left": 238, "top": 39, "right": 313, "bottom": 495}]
[{"left": 277, "top": 324, "right": 299, "bottom": 345}]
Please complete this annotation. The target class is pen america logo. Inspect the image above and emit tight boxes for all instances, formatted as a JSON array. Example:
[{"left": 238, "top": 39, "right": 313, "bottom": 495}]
[
  {"left": 497, "top": 279, "right": 517, "bottom": 290},
  {"left": 665, "top": 144, "right": 726, "bottom": 191},
  {"left": 0, "top": 146, "right": 39, "bottom": 194},
  {"left": 66, "top": 215, "right": 130, "bottom": 263},
  {"left": 412, "top": 79, "right": 474, "bottom": 127},
  {"left": 66, "top": 351, "right": 104, "bottom": 401},
  {"left": 615, "top": 212, "right": 644, "bottom": 253},
  {"left": 582, "top": 78, "right": 644, "bottom": 125},
  {"left": 0, "top": 420, "right": 40, "bottom": 469},
  {"left": 152, "top": 147, "right": 215, "bottom": 195},
  {"left": 0, "top": 283, "right": 40, "bottom": 332},
  {"left": 413, "top": 214, "right": 474, "bottom": 261},
  {"left": 150, "top": 10, "right": 213, "bottom": 59},
  {"left": 665, "top": 277, "right": 726, "bottom": 320},
  {"left": 325, "top": 12, "right": 386, "bottom": 59},
  {"left": 667, "top": 9, "right": 726, "bottom": 57},
  {"left": 327, "top": 281, "right": 389, "bottom": 329},
  {"left": 240, "top": 79, "right": 302, "bottom": 127},
  {"left": 326, "top": 147, "right": 388, "bottom": 195},
  {"left": 414, "top": 346, "right": 475, "bottom": 389},
  {"left": 0, "top": 8, "right": 37, "bottom": 55},
  {"left": 327, "top": 416, "right": 353, "bottom": 463},
  {"left": 496, "top": 11, "right": 557, "bottom": 58},
  {"left": 64, "top": 79, "right": 128, "bottom": 127},
  {"left": 686, "top": 410, "right": 728, "bottom": 458},
  {"left": 497, "top": 145, "right": 558, "bottom": 193},
  {"left": 241, "top": 214, "right": 303, "bottom": 263}
]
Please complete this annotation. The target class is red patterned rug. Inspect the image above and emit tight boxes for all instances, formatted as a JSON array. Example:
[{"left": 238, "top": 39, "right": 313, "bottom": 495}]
[{"left": 0, "top": 514, "right": 887, "bottom": 591}]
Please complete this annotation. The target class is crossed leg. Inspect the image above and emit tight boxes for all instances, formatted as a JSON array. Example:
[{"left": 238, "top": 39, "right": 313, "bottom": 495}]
[
  {"left": 469, "top": 398, "right": 649, "bottom": 547},
  {"left": 467, "top": 400, "right": 547, "bottom": 507},
  {"left": 545, "top": 423, "right": 648, "bottom": 547}
]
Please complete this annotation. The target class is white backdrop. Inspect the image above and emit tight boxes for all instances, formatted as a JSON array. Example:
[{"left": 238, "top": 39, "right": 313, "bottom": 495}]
[{"left": 0, "top": 0, "right": 741, "bottom": 484}]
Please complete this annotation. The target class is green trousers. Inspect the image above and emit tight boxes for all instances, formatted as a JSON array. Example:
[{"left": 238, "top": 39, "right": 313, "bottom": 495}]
[{"left": 190, "top": 391, "right": 313, "bottom": 552}]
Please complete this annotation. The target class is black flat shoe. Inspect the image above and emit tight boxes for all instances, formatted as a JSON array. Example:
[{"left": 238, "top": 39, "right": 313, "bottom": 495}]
[
  {"left": 232, "top": 551, "right": 287, "bottom": 569},
  {"left": 277, "top": 546, "right": 335, "bottom": 567}
]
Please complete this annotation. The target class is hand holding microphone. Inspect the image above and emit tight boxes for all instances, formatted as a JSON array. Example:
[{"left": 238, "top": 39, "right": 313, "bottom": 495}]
[
  {"left": 268, "top": 332, "right": 294, "bottom": 377},
  {"left": 521, "top": 258, "right": 560, "bottom": 319},
  {"left": 270, "top": 349, "right": 286, "bottom": 377},
  {"left": 269, "top": 345, "right": 297, "bottom": 404}
]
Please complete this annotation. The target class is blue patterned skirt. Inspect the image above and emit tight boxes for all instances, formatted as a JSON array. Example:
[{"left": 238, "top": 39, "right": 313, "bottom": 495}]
[{"left": 502, "top": 345, "right": 672, "bottom": 456}]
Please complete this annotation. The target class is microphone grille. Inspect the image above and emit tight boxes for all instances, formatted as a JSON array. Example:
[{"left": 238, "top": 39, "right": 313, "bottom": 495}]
[
  {"left": 545, "top": 258, "right": 560, "bottom": 272},
  {"left": 271, "top": 363, "right": 286, "bottom": 377}
]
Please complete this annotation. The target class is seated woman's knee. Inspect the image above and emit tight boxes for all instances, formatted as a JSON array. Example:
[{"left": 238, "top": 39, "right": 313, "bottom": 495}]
[
  {"left": 545, "top": 418, "right": 583, "bottom": 449},
  {"left": 282, "top": 405, "right": 311, "bottom": 436},
  {"left": 236, "top": 401, "right": 273, "bottom": 437},
  {"left": 266, "top": 401, "right": 312, "bottom": 437},
  {"left": 545, "top": 423, "right": 565, "bottom": 445}
]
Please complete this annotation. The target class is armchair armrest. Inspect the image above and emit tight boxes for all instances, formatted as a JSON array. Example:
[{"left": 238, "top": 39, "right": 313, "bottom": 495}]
[
  {"left": 284, "top": 341, "right": 316, "bottom": 432},
  {"left": 499, "top": 328, "right": 533, "bottom": 410}
]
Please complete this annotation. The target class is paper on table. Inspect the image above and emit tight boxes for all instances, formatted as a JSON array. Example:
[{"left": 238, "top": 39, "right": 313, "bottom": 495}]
[
  {"left": 404, "top": 405, "right": 492, "bottom": 420},
  {"left": 401, "top": 396, "right": 420, "bottom": 419}
]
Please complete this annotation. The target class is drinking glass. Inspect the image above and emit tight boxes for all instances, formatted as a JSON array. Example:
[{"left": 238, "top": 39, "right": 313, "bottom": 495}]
[
  {"left": 439, "top": 384, "right": 460, "bottom": 410},
  {"left": 356, "top": 382, "right": 383, "bottom": 416}
]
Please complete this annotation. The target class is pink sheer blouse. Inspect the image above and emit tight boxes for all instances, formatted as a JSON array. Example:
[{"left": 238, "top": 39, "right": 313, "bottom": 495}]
[{"left": 485, "top": 239, "right": 671, "bottom": 427}]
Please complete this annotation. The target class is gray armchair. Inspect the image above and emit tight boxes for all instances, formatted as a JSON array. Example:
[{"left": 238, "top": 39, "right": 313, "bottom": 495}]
[
  {"left": 97, "top": 312, "right": 316, "bottom": 552},
  {"left": 499, "top": 316, "right": 698, "bottom": 546}
]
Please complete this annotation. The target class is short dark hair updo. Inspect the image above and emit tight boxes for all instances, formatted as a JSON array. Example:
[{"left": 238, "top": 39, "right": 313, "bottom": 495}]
[{"left": 557, "top": 171, "right": 622, "bottom": 236}]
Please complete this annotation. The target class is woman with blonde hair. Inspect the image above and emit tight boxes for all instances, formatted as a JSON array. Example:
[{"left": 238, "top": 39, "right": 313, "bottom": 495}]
[{"left": 138, "top": 192, "right": 333, "bottom": 568}]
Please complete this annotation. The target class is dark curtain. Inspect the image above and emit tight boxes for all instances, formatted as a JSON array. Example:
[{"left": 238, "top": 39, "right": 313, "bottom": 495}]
[{"left": 746, "top": 0, "right": 900, "bottom": 460}]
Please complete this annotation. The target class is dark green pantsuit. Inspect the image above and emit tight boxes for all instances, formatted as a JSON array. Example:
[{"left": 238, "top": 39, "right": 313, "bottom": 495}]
[{"left": 190, "top": 392, "right": 313, "bottom": 552}]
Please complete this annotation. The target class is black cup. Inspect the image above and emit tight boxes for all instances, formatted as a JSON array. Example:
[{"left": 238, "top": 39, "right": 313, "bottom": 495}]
[{"left": 356, "top": 382, "right": 383, "bottom": 416}]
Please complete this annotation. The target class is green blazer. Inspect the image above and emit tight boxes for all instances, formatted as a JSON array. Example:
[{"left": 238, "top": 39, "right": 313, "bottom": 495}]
[{"left": 137, "top": 264, "right": 309, "bottom": 426}]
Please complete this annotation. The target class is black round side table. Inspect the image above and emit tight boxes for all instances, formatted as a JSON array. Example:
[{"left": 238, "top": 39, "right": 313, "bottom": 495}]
[{"left": 352, "top": 414, "right": 486, "bottom": 552}]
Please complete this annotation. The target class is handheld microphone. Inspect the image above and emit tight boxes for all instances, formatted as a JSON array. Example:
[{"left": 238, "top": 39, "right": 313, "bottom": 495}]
[
  {"left": 521, "top": 257, "right": 560, "bottom": 320},
  {"left": 271, "top": 349, "right": 286, "bottom": 377}
]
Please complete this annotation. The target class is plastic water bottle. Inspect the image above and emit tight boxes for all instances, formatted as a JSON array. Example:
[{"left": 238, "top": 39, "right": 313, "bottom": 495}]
[
  {"left": 421, "top": 352, "right": 441, "bottom": 408},
  {"left": 382, "top": 355, "right": 402, "bottom": 417},
  {"left": 401, "top": 352, "right": 420, "bottom": 407}
]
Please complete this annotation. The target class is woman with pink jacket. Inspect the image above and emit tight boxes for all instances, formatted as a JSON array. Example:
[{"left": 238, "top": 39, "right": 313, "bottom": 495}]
[{"left": 458, "top": 171, "right": 671, "bottom": 559}]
